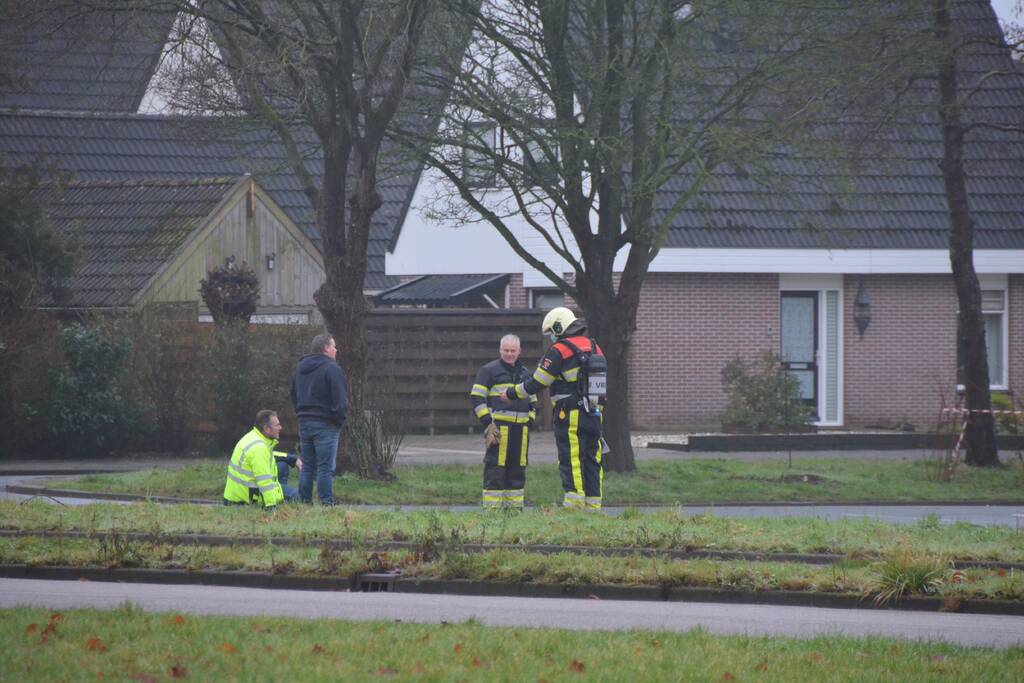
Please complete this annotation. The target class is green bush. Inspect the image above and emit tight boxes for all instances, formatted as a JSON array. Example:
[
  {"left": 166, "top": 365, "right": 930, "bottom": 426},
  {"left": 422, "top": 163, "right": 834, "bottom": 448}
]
[
  {"left": 720, "top": 351, "right": 814, "bottom": 433},
  {"left": 991, "top": 393, "right": 1022, "bottom": 435},
  {"left": 41, "top": 324, "right": 139, "bottom": 456}
]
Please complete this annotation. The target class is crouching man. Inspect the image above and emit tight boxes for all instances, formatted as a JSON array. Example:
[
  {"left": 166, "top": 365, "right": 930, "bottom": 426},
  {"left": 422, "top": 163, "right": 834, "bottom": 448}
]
[{"left": 223, "top": 410, "right": 301, "bottom": 508}]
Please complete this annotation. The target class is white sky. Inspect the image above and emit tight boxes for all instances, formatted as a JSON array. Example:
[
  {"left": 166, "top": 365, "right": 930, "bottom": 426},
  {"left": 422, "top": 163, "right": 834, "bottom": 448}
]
[{"left": 991, "top": 0, "right": 1022, "bottom": 27}]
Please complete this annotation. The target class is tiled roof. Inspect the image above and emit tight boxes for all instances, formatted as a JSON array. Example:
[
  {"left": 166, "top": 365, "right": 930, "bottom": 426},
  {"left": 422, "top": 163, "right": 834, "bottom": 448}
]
[
  {"left": 377, "top": 274, "right": 510, "bottom": 305},
  {"left": 659, "top": 0, "right": 1024, "bottom": 250},
  {"left": 0, "top": 8, "right": 175, "bottom": 113},
  {"left": 39, "top": 177, "right": 239, "bottom": 307},
  {"left": 0, "top": 112, "right": 411, "bottom": 290}
]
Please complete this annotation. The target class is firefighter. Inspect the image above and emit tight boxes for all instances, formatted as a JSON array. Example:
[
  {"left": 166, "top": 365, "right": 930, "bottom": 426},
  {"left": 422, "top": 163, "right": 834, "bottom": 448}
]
[
  {"left": 223, "top": 409, "right": 298, "bottom": 508},
  {"left": 505, "top": 307, "right": 606, "bottom": 510},
  {"left": 470, "top": 334, "right": 537, "bottom": 509}
]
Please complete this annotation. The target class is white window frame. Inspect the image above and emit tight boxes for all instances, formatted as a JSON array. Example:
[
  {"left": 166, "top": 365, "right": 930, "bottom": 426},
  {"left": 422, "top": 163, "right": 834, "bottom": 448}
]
[
  {"left": 982, "top": 286, "right": 1009, "bottom": 390},
  {"left": 778, "top": 275, "right": 844, "bottom": 427},
  {"left": 529, "top": 288, "right": 564, "bottom": 310},
  {"left": 462, "top": 121, "right": 497, "bottom": 188}
]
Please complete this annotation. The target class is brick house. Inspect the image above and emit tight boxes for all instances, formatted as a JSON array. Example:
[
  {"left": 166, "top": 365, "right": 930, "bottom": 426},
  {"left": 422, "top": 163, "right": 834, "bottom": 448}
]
[{"left": 385, "top": 0, "right": 1024, "bottom": 431}]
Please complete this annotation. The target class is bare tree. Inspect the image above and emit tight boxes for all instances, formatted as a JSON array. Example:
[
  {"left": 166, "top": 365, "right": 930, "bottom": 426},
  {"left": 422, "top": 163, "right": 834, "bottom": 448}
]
[
  {"left": 143, "top": 0, "right": 440, "bottom": 450},
  {"left": 930, "top": 0, "right": 1023, "bottom": 465},
  {"left": 407, "top": 0, "right": 923, "bottom": 471}
]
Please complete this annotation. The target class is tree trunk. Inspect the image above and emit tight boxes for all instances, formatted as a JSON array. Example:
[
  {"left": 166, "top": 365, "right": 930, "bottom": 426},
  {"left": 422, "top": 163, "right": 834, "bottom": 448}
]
[
  {"left": 581, "top": 282, "right": 638, "bottom": 473},
  {"left": 934, "top": 0, "right": 998, "bottom": 466}
]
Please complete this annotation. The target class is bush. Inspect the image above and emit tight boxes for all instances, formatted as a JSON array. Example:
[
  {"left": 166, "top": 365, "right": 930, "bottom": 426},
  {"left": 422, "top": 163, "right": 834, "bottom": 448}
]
[
  {"left": 105, "top": 305, "right": 202, "bottom": 454},
  {"left": 720, "top": 351, "right": 814, "bottom": 433},
  {"left": 0, "top": 311, "right": 62, "bottom": 455},
  {"left": 991, "top": 392, "right": 1022, "bottom": 435},
  {"left": 40, "top": 323, "right": 139, "bottom": 456}
]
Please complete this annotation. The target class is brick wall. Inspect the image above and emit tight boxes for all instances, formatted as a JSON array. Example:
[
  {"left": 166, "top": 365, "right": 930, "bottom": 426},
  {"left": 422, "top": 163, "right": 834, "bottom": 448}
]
[
  {"left": 630, "top": 273, "right": 779, "bottom": 430},
  {"left": 843, "top": 275, "right": 959, "bottom": 429},
  {"left": 1009, "top": 275, "right": 1023, "bottom": 400},
  {"left": 503, "top": 270, "right": 1021, "bottom": 430},
  {"left": 507, "top": 273, "right": 528, "bottom": 308}
]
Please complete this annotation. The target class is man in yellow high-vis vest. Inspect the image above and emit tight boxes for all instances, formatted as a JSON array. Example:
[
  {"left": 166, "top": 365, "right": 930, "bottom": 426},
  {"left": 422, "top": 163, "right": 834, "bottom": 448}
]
[{"left": 223, "top": 410, "right": 299, "bottom": 508}]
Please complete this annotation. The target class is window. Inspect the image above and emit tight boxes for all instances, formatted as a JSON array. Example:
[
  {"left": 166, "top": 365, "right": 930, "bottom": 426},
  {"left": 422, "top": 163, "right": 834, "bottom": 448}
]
[
  {"left": 522, "top": 132, "right": 559, "bottom": 187},
  {"left": 530, "top": 289, "right": 564, "bottom": 310},
  {"left": 982, "top": 289, "right": 1007, "bottom": 388},
  {"left": 462, "top": 122, "right": 497, "bottom": 188}
]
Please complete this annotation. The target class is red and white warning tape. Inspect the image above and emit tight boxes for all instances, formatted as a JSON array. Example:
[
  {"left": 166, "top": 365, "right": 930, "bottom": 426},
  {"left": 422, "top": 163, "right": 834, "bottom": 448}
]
[{"left": 941, "top": 407, "right": 1024, "bottom": 416}]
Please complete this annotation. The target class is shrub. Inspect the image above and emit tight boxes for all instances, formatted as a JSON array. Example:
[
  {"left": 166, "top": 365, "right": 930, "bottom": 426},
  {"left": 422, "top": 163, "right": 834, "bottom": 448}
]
[
  {"left": 991, "top": 392, "right": 1022, "bottom": 435},
  {"left": 40, "top": 323, "right": 138, "bottom": 456},
  {"left": 720, "top": 351, "right": 814, "bottom": 433},
  {"left": 866, "top": 551, "right": 946, "bottom": 606},
  {"left": 106, "top": 305, "right": 202, "bottom": 454}
]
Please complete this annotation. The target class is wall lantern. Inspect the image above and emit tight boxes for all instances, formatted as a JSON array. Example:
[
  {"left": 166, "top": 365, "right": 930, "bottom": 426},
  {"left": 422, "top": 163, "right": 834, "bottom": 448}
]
[
  {"left": 265, "top": 253, "right": 276, "bottom": 271},
  {"left": 853, "top": 280, "right": 871, "bottom": 338}
]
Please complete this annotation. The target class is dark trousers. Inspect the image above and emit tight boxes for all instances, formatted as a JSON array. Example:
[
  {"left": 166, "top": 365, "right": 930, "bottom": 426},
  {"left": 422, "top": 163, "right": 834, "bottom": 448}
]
[
  {"left": 553, "top": 407, "right": 603, "bottom": 509},
  {"left": 482, "top": 422, "right": 528, "bottom": 508}
]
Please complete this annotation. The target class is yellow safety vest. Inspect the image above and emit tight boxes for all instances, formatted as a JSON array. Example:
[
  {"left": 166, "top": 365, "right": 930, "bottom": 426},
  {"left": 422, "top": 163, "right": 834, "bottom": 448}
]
[{"left": 223, "top": 428, "right": 285, "bottom": 507}]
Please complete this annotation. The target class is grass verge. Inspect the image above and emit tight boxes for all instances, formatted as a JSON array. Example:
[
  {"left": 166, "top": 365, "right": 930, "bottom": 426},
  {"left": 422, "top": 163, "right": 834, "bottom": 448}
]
[
  {"left": 37, "top": 457, "right": 1024, "bottom": 504},
  {"left": 3, "top": 535, "right": 1023, "bottom": 604},
  {"left": 6, "top": 606, "right": 1022, "bottom": 682},
  {"left": 4, "top": 501, "right": 1023, "bottom": 563}
]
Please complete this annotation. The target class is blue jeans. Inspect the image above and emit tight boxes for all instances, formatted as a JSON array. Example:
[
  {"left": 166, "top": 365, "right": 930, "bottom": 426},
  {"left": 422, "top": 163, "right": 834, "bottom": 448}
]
[
  {"left": 298, "top": 418, "right": 341, "bottom": 504},
  {"left": 276, "top": 461, "right": 299, "bottom": 502}
]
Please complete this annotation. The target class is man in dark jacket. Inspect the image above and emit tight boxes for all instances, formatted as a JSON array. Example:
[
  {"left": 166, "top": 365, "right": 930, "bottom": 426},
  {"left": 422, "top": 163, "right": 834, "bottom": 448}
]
[
  {"left": 291, "top": 332, "right": 348, "bottom": 504},
  {"left": 470, "top": 334, "right": 537, "bottom": 509}
]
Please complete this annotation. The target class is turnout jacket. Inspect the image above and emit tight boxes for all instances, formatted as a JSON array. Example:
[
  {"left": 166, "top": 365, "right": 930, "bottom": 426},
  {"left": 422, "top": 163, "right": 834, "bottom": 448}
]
[
  {"left": 223, "top": 427, "right": 285, "bottom": 507},
  {"left": 470, "top": 359, "right": 537, "bottom": 426},
  {"left": 508, "top": 335, "right": 604, "bottom": 407}
]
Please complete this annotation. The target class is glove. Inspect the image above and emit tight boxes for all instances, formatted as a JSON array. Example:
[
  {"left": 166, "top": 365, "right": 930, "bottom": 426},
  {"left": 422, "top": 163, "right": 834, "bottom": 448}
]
[{"left": 484, "top": 422, "right": 499, "bottom": 448}]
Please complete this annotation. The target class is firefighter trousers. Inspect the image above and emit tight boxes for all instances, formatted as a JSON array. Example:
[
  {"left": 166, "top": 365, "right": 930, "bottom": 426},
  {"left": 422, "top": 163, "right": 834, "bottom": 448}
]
[
  {"left": 482, "top": 422, "right": 528, "bottom": 509},
  {"left": 553, "top": 406, "right": 603, "bottom": 509}
]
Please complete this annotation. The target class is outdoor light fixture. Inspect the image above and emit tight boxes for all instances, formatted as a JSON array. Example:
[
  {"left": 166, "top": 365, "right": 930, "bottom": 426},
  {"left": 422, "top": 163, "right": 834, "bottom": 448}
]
[
  {"left": 853, "top": 280, "right": 871, "bottom": 338},
  {"left": 265, "top": 253, "right": 275, "bottom": 271}
]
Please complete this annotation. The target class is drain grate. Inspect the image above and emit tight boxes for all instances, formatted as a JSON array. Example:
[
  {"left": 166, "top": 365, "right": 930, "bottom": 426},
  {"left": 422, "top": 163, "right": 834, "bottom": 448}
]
[{"left": 355, "top": 572, "right": 398, "bottom": 592}]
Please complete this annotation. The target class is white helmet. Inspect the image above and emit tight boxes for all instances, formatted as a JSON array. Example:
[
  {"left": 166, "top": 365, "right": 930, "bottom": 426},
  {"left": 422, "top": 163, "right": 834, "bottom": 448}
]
[{"left": 542, "top": 306, "right": 576, "bottom": 340}]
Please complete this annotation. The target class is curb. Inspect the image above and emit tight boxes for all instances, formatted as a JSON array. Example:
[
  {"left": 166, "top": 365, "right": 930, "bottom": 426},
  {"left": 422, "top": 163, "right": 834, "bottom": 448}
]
[
  {"left": 8, "top": 484, "right": 1024, "bottom": 509},
  {"left": 662, "top": 434, "right": 1024, "bottom": 452},
  {"left": 5, "top": 485, "right": 214, "bottom": 505},
  {"left": 1, "top": 564, "right": 1020, "bottom": 616},
  {"left": 3, "top": 529, "right": 1022, "bottom": 573}
]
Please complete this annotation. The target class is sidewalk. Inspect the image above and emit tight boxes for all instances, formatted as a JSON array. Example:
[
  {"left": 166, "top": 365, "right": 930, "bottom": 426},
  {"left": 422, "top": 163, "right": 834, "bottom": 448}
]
[{"left": 0, "top": 433, "right": 934, "bottom": 474}]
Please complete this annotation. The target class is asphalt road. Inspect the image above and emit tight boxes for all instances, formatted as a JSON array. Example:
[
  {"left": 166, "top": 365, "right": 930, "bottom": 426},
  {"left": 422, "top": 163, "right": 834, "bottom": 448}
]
[{"left": 4, "top": 578, "right": 1022, "bottom": 648}]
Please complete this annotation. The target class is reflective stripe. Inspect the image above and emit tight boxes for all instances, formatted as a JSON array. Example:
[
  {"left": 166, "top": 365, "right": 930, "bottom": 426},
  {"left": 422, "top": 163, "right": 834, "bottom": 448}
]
[
  {"left": 257, "top": 482, "right": 277, "bottom": 492},
  {"left": 491, "top": 410, "right": 531, "bottom": 424},
  {"left": 482, "top": 490, "right": 504, "bottom": 508},
  {"left": 241, "top": 440, "right": 263, "bottom": 454},
  {"left": 585, "top": 496, "right": 602, "bottom": 510},
  {"left": 254, "top": 474, "right": 274, "bottom": 483},
  {"left": 563, "top": 492, "right": 585, "bottom": 508},
  {"left": 229, "top": 459, "right": 254, "bottom": 477},
  {"left": 497, "top": 425, "right": 509, "bottom": 466},
  {"left": 226, "top": 471, "right": 252, "bottom": 489},
  {"left": 551, "top": 393, "right": 573, "bottom": 402},
  {"left": 520, "top": 426, "right": 529, "bottom": 467},
  {"left": 471, "top": 383, "right": 489, "bottom": 398},
  {"left": 568, "top": 409, "right": 583, "bottom": 495},
  {"left": 474, "top": 403, "right": 491, "bottom": 417},
  {"left": 506, "top": 490, "right": 524, "bottom": 508},
  {"left": 562, "top": 367, "right": 580, "bottom": 380},
  {"left": 533, "top": 367, "right": 556, "bottom": 385},
  {"left": 487, "top": 383, "right": 515, "bottom": 395}
]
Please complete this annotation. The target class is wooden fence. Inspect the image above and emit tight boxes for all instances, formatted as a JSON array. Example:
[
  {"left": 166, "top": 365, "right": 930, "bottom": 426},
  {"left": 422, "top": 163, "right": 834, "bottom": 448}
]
[
  {"left": 173, "top": 309, "right": 548, "bottom": 435},
  {"left": 365, "top": 309, "right": 548, "bottom": 433}
]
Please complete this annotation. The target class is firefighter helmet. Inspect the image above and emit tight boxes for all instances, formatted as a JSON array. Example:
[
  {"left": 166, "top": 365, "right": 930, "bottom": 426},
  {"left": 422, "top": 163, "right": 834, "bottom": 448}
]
[{"left": 542, "top": 307, "right": 577, "bottom": 339}]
